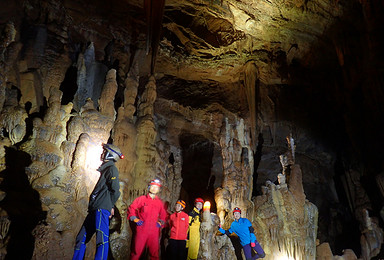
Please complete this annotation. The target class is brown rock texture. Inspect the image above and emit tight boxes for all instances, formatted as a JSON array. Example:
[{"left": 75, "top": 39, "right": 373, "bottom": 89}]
[{"left": 0, "top": 0, "right": 383, "bottom": 259}]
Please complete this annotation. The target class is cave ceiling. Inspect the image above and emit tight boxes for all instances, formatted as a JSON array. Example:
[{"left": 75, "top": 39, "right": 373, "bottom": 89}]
[
  {"left": 63, "top": 0, "right": 346, "bottom": 117},
  {"left": 1, "top": 0, "right": 345, "bottom": 89},
  {"left": 1, "top": 0, "right": 383, "bottom": 170}
]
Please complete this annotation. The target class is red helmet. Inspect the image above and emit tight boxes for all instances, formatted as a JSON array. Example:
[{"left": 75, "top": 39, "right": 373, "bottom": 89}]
[
  {"left": 233, "top": 207, "right": 241, "bottom": 214},
  {"left": 149, "top": 179, "right": 162, "bottom": 187},
  {"left": 194, "top": 198, "right": 204, "bottom": 204}
]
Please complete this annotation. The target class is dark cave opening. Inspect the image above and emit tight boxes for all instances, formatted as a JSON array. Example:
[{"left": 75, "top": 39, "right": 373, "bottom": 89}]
[
  {"left": 179, "top": 133, "right": 217, "bottom": 214},
  {"left": 0, "top": 147, "right": 46, "bottom": 260},
  {"left": 59, "top": 66, "right": 78, "bottom": 106},
  {"left": 332, "top": 155, "right": 362, "bottom": 256}
]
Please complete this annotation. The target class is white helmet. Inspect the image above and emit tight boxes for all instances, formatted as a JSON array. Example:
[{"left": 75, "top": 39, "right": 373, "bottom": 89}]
[{"left": 103, "top": 143, "right": 124, "bottom": 161}]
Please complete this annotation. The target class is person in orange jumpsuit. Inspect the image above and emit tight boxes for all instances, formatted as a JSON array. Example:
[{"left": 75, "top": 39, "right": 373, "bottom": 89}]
[
  {"left": 166, "top": 200, "right": 189, "bottom": 260},
  {"left": 128, "top": 179, "right": 167, "bottom": 260}
]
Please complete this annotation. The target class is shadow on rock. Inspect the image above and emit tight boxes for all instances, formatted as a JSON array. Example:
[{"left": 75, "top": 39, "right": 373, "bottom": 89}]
[{"left": 0, "top": 146, "right": 46, "bottom": 260}]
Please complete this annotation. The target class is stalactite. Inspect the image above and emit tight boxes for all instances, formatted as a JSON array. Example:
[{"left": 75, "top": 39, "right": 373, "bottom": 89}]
[
  {"left": 0, "top": 22, "right": 16, "bottom": 115},
  {"left": 74, "top": 44, "right": 93, "bottom": 111},
  {"left": 144, "top": 0, "right": 166, "bottom": 74},
  {"left": 243, "top": 61, "right": 258, "bottom": 149}
]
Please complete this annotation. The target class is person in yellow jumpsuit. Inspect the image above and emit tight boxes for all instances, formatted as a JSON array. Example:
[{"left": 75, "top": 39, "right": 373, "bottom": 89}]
[{"left": 187, "top": 198, "right": 204, "bottom": 260}]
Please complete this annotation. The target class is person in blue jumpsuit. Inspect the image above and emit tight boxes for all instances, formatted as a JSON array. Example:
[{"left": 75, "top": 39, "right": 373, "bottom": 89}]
[
  {"left": 72, "top": 143, "right": 123, "bottom": 260},
  {"left": 219, "top": 207, "right": 265, "bottom": 260}
]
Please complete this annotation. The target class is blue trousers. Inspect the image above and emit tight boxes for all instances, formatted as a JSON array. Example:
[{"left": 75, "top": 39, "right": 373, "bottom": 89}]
[
  {"left": 243, "top": 241, "right": 265, "bottom": 260},
  {"left": 73, "top": 209, "right": 110, "bottom": 260}
]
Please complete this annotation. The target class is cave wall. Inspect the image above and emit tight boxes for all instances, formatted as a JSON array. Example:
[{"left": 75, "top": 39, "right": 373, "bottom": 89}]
[{"left": 0, "top": 0, "right": 384, "bottom": 259}]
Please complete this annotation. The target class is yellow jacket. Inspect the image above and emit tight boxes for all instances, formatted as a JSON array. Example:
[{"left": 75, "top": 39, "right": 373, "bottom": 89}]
[{"left": 187, "top": 207, "right": 201, "bottom": 260}]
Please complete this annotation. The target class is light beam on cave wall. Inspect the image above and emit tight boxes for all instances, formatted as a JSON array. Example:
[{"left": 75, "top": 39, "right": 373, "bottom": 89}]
[
  {"left": 84, "top": 141, "right": 104, "bottom": 188},
  {"left": 85, "top": 142, "right": 103, "bottom": 171}
]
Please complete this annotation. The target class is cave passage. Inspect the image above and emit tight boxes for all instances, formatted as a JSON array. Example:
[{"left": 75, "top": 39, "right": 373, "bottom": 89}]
[
  {"left": 179, "top": 134, "right": 217, "bottom": 213},
  {"left": 59, "top": 66, "right": 78, "bottom": 106}
]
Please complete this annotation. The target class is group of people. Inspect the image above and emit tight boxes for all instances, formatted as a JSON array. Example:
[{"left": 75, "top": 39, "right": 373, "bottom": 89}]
[{"left": 72, "top": 143, "right": 265, "bottom": 260}]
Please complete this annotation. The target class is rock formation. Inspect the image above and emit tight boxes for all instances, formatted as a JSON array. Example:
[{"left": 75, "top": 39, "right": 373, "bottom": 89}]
[{"left": 0, "top": 0, "right": 384, "bottom": 259}]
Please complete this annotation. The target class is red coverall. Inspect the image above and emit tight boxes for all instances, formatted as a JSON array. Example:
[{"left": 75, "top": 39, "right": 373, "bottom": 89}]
[
  {"left": 169, "top": 211, "right": 189, "bottom": 240},
  {"left": 128, "top": 194, "right": 167, "bottom": 260},
  {"left": 167, "top": 211, "right": 189, "bottom": 259}
]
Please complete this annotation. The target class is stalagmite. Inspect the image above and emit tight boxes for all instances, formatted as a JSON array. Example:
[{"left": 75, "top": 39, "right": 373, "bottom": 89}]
[
  {"left": 199, "top": 201, "right": 221, "bottom": 260},
  {"left": 99, "top": 69, "right": 118, "bottom": 119},
  {"left": 109, "top": 65, "right": 139, "bottom": 260},
  {"left": 252, "top": 136, "right": 318, "bottom": 260},
  {"left": 131, "top": 75, "right": 159, "bottom": 192}
]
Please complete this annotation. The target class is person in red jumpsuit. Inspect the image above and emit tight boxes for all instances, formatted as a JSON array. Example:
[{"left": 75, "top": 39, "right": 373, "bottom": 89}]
[
  {"left": 128, "top": 179, "right": 167, "bottom": 260},
  {"left": 166, "top": 200, "right": 189, "bottom": 260}
]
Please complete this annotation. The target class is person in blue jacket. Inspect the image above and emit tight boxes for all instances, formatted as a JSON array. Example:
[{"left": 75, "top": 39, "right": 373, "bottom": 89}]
[{"left": 219, "top": 207, "right": 265, "bottom": 260}]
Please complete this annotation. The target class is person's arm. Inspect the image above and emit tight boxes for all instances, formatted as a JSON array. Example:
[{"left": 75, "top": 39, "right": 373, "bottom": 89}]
[
  {"left": 219, "top": 223, "right": 233, "bottom": 236},
  {"left": 156, "top": 200, "right": 167, "bottom": 228},
  {"left": 107, "top": 165, "right": 121, "bottom": 206},
  {"left": 128, "top": 197, "right": 144, "bottom": 225},
  {"left": 245, "top": 218, "right": 257, "bottom": 245},
  {"left": 249, "top": 226, "right": 255, "bottom": 233}
]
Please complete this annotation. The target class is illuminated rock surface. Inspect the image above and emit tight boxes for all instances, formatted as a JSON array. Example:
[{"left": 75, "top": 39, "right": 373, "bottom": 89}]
[{"left": 0, "top": 0, "right": 384, "bottom": 259}]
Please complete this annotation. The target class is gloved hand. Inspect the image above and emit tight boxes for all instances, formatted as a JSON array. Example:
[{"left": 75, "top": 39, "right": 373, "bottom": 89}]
[
  {"left": 134, "top": 218, "right": 144, "bottom": 226},
  {"left": 218, "top": 227, "right": 226, "bottom": 234},
  {"left": 251, "top": 242, "right": 256, "bottom": 248},
  {"left": 156, "top": 221, "right": 162, "bottom": 228}
]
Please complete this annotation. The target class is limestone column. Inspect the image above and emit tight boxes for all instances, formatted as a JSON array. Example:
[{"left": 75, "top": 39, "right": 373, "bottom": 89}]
[
  {"left": 131, "top": 75, "right": 158, "bottom": 195},
  {"left": 217, "top": 117, "right": 254, "bottom": 224},
  {"left": 109, "top": 66, "right": 139, "bottom": 260}
]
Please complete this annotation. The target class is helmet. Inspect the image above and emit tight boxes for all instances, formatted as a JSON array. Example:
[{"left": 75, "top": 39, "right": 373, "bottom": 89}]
[
  {"left": 176, "top": 200, "right": 186, "bottom": 208},
  {"left": 233, "top": 207, "right": 241, "bottom": 214},
  {"left": 149, "top": 178, "right": 162, "bottom": 187},
  {"left": 103, "top": 143, "right": 124, "bottom": 161},
  {"left": 194, "top": 198, "right": 204, "bottom": 204}
]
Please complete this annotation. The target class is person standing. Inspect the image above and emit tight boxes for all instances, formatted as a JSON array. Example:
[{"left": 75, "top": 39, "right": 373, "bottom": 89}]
[
  {"left": 218, "top": 207, "right": 265, "bottom": 260},
  {"left": 128, "top": 178, "right": 167, "bottom": 260},
  {"left": 73, "top": 143, "right": 123, "bottom": 260},
  {"left": 187, "top": 197, "right": 204, "bottom": 260},
  {"left": 166, "top": 200, "right": 189, "bottom": 260}
]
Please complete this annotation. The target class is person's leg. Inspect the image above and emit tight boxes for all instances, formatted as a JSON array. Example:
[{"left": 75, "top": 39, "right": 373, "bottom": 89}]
[
  {"left": 187, "top": 230, "right": 199, "bottom": 260},
  {"left": 73, "top": 225, "right": 87, "bottom": 260},
  {"left": 243, "top": 244, "right": 253, "bottom": 260},
  {"left": 167, "top": 239, "right": 176, "bottom": 260},
  {"left": 73, "top": 212, "right": 96, "bottom": 260},
  {"left": 252, "top": 241, "right": 265, "bottom": 259},
  {"left": 95, "top": 209, "right": 110, "bottom": 260},
  {"left": 176, "top": 240, "right": 187, "bottom": 260},
  {"left": 130, "top": 229, "right": 148, "bottom": 260},
  {"left": 147, "top": 229, "right": 160, "bottom": 260}
]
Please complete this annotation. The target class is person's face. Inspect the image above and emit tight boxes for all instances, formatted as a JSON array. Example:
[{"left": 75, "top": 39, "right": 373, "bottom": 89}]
[
  {"left": 101, "top": 149, "right": 107, "bottom": 161},
  {"left": 195, "top": 202, "right": 203, "bottom": 210},
  {"left": 233, "top": 212, "right": 241, "bottom": 220},
  {"left": 175, "top": 203, "right": 183, "bottom": 212},
  {"left": 149, "top": 184, "right": 160, "bottom": 194}
]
